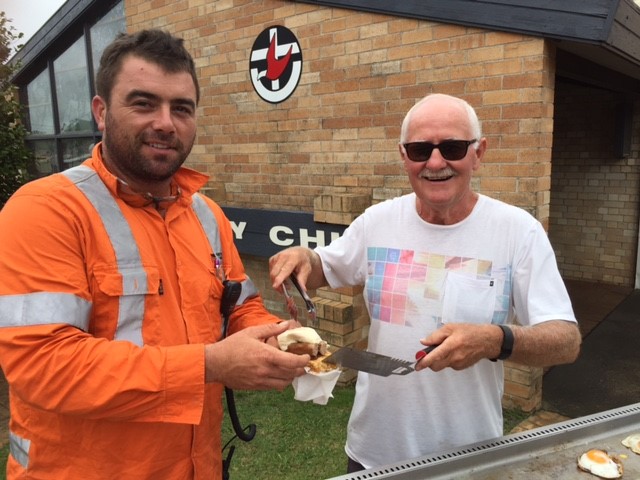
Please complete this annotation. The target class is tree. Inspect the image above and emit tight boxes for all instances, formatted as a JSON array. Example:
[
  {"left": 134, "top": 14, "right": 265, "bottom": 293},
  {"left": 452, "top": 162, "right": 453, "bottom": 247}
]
[{"left": 0, "top": 12, "right": 33, "bottom": 208}]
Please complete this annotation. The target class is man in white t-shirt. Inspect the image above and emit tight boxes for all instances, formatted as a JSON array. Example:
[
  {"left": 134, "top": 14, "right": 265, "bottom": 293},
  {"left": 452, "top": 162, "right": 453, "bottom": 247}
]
[{"left": 269, "top": 93, "right": 581, "bottom": 473}]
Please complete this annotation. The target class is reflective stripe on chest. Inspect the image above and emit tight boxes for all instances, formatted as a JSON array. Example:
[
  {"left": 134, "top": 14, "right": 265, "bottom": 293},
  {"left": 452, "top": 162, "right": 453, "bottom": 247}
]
[{"left": 63, "top": 166, "right": 222, "bottom": 346}]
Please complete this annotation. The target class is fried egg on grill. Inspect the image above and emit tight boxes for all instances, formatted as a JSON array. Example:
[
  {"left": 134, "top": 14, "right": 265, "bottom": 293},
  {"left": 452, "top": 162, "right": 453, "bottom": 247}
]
[
  {"left": 577, "top": 449, "right": 622, "bottom": 479},
  {"left": 622, "top": 433, "right": 640, "bottom": 454}
]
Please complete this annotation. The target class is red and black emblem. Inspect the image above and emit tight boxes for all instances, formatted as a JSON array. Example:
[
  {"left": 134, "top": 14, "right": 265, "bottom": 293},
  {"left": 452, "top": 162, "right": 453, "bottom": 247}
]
[{"left": 249, "top": 25, "right": 302, "bottom": 104}]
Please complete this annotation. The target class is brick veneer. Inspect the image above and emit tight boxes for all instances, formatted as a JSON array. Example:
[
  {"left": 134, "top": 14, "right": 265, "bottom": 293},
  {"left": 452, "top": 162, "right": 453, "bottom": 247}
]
[{"left": 549, "top": 82, "right": 640, "bottom": 287}]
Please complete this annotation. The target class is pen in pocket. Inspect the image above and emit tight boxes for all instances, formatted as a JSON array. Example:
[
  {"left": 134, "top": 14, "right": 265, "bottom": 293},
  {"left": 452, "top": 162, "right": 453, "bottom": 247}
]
[{"left": 212, "top": 253, "right": 226, "bottom": 282}]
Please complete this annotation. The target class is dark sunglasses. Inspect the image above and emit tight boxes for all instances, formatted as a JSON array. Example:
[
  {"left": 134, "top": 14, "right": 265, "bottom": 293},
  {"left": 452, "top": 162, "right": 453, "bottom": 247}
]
[{"left": 402, "top": 139, "right": 477, "bottom": 162}]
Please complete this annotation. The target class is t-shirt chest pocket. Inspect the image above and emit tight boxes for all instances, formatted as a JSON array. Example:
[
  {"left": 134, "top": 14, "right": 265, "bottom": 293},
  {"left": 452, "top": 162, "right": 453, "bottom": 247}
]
[{"left": 441, "top": 271, "right": 497, "bottom": 325}]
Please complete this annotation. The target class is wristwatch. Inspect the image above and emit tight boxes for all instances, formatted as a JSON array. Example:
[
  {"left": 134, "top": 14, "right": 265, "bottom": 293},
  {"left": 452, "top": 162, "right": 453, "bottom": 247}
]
[{"left": 491, "top": 324, "right": 514, "bottom": 361}]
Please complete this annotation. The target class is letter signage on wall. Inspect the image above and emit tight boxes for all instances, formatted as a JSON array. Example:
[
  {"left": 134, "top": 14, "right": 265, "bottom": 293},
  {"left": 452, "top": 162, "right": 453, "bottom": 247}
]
[{"left": 222, "top": 207, "right": 346, "bottom": 257}]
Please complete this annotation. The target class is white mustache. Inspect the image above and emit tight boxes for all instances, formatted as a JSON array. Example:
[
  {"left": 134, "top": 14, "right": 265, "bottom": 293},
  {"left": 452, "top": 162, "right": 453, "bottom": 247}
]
[{"left": 419, "top": 168, "right": 456, "bottom": 180}]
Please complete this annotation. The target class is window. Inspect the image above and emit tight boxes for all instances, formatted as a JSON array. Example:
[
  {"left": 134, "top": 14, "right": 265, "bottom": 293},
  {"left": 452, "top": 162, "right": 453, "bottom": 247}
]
[
  {"left": 54, "top": 37, "right": 93, "bottom": 134},
  {"left": 90, "top": 2, "right": 126, "bottom": 76},
  {"left": 26, "top": 69, "right": 54, "bottom": 135},
  {"left": 22, "top": 1, "right": 125, "bottom": 175},
  {"left": 62, "top": 138, "right": 96, "bottom": 169},
  {"left": 31, "top": 140, "right": 57, "bottom": 176}
]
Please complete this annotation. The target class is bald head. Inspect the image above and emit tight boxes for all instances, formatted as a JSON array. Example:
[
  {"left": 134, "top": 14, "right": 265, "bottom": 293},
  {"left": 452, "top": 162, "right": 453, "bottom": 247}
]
[{"left": 400, "top": 94, "right": 481, "bottom": 144}]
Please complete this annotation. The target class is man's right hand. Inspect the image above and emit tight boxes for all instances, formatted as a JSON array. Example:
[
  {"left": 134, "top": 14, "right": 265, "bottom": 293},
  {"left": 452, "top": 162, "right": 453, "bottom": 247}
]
[
  {"left": 204, "top": 322, "right": 309, "bottom": 390},
  {"left": 269, "top": 246, "right": 324, "bottom": 291}
]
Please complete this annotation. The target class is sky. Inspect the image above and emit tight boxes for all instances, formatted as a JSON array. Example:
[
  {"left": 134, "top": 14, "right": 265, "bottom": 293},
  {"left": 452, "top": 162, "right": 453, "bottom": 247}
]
[{"left": 2, "top": 0, "right": 67, "bottom": 50}]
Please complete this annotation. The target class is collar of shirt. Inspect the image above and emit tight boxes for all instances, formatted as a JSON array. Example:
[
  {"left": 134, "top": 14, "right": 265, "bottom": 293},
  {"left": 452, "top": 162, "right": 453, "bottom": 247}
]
[{"left": 84, "top": 142, "right": 210, "bottom": 211}]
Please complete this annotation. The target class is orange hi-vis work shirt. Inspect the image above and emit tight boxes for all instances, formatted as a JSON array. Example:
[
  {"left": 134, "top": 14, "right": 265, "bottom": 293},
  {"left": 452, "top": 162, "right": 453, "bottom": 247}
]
[{"left": 0, "top": 144, "right": 280, "bottom": 479}]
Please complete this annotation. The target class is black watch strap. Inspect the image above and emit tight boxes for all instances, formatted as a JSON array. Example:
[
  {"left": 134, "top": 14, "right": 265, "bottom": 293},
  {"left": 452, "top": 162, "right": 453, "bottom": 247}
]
[{"left": 491, "top": 324, "right": 514, "bottom": 362}]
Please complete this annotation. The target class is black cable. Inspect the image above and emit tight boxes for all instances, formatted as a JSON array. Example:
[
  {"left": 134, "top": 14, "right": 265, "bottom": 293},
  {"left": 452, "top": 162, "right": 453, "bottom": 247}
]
[
  {"left": 222, "top": 445, "right": 234, "bottom": 480},
  {"left": 220, "top": 280, "right": 257, "bottom": 478},
  {"left": 224, "top": 387, "right": 257, "bottom": 441},
  {"left": 220, "top": 280, "right": 242, "bottom": 338}
]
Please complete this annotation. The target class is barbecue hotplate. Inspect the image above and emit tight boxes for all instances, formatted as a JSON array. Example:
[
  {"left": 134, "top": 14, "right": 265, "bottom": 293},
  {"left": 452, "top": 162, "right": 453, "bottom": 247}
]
[{"left": 329, "top": 402, "right": 640, "bottom": 479}]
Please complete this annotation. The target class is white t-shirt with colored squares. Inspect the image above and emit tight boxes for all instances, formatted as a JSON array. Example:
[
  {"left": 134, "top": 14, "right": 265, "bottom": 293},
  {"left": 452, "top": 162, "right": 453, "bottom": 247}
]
[{"left": 316, "top": 193, "right": 576, "bottom": 469}]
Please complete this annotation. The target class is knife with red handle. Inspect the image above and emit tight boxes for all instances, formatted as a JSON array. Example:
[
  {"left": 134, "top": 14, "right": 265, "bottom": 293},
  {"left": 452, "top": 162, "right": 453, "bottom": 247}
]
[
  {"left": 323, "top": 344, "right": 441, "bottom": 376},
  {"left": 415, "top": 345, "right": 439, "bottom": 361}
]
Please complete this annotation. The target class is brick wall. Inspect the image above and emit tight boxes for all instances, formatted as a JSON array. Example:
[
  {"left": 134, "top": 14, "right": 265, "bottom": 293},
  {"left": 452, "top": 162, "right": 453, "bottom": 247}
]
[
  {"left": 549, "top": 81, "right": 640, "bottom": 287},
  {"left": 126, "top": 0, "right": 559, "bottom": 411},
  {"left": 126, "top": 0, "right": 556, "bottom": 218}
]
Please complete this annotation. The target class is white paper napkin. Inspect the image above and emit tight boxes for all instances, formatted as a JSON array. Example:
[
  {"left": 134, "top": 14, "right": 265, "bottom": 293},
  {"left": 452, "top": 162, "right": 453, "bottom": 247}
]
[{"left": 292, "top": 368, "right": 341, "bottom": 405}]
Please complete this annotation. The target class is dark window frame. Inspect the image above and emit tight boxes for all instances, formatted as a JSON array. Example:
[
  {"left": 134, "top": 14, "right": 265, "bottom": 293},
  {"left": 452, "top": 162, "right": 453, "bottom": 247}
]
[{"left": 15, "top": 0, "right": 124, "bottom": 174}]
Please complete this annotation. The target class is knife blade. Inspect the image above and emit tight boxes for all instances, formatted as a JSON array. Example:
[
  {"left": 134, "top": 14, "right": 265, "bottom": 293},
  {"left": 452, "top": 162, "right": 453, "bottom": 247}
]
[{"left": 323, "top": 345, "right": 439, "bottom": 377}]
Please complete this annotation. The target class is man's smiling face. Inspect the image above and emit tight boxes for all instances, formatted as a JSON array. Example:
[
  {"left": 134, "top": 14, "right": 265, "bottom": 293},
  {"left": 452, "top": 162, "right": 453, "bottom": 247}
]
[
  {"left": 400, "top": 96, "right": 485, "bottom": 224},
  {"left": 92, "top": 54, "right": 197, "bottom": 195}
]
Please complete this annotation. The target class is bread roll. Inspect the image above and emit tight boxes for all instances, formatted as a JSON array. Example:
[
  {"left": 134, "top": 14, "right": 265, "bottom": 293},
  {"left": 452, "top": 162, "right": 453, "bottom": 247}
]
[
  {"left": 277, "top": 327, "right": 328, "bottom": 358},
  {"left": 277, "top": 327, "right": 337, "bottom": 373}
]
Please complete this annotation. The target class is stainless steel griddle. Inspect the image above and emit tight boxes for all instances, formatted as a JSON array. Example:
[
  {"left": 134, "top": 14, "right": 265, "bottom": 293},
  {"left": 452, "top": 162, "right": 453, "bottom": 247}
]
[{"left": 328, "top": 402, "right": 640, "bottom": 479}]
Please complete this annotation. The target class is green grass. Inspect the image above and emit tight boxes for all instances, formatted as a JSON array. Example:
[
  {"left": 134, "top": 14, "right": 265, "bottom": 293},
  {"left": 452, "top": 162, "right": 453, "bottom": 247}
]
[
  {"left": 0, "top": 443, "right": 7, "bottom": 480},
  {"left": 221, "top": 385, "right": 531, "bottom": 479},
  {"left": 0, "top": 385, "right": 530, "bottom": 480},
  {"left": 222, "top": 385, "right": 353, "bottom": 479},
  {"left": 503, "top": 407, "right": 531, "bottom": 433}
]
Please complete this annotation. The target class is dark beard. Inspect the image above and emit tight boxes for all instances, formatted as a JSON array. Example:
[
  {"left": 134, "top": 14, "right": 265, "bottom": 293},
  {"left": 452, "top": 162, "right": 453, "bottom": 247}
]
[{"left": 102, "top": 112, "right": 193, "bottom": 183}]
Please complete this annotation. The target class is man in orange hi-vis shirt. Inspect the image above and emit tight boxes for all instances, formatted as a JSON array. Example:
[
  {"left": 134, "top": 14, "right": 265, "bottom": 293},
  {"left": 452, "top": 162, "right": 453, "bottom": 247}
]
[{"left": 0, "top": 29, "right": 308, "bottom": 479}]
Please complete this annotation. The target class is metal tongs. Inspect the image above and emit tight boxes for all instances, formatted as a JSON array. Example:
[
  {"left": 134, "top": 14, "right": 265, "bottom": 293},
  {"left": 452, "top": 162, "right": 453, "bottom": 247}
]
[{"left": 282, "top": 274, "right": 317, "bottom": 327}]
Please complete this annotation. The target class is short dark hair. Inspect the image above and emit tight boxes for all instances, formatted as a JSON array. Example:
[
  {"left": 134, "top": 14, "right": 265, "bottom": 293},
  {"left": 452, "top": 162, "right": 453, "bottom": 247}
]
[{"left": 95, "top": 29, "right": 200, "bottom": 105}]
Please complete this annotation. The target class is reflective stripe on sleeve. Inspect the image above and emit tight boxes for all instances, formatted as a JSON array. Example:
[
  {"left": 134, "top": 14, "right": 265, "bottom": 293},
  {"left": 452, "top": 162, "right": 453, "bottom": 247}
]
[
  {"left": 62, "top": 166, "right": 145, "bottom": 346},
  {"left": 238, "top": 277, "right": 258, "bottom": 305},
  {"left": 9, "top": 431, "right": 30, "bottom": 468},
  {"left": 0, "top": 292, "right": 91, "bottom": 330}
]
